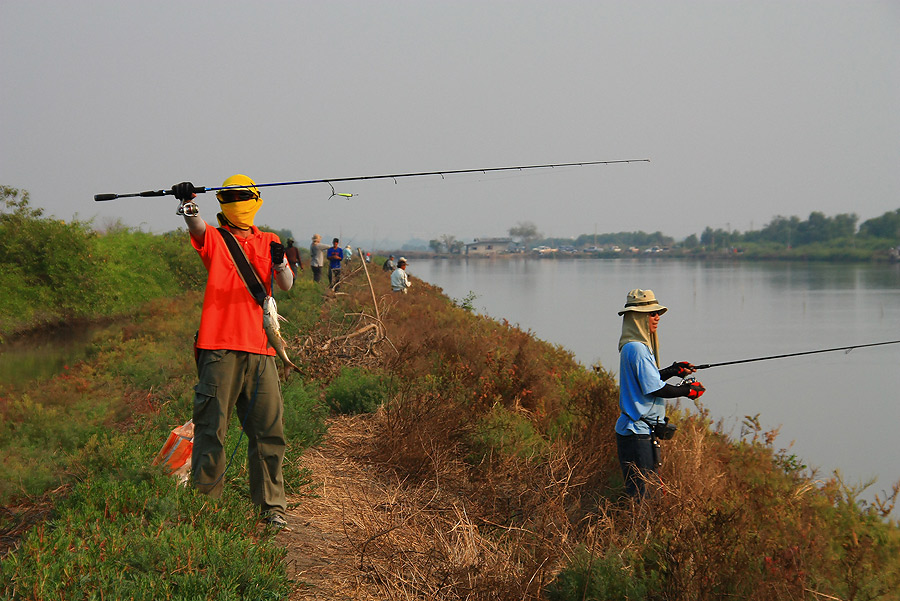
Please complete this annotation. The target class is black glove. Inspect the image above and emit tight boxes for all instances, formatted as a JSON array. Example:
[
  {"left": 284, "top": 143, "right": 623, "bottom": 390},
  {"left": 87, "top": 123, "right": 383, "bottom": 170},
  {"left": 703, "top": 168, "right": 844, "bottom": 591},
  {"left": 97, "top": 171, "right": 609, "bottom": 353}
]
[
  {"left": 270, "top": 242, "right": 285, "bottom": 265},
  {"left": 660, "top": 361, "right": 696, "bottom": 380},
  {"left": 172, "top": 182, "right": 197, "bottom": 202}
]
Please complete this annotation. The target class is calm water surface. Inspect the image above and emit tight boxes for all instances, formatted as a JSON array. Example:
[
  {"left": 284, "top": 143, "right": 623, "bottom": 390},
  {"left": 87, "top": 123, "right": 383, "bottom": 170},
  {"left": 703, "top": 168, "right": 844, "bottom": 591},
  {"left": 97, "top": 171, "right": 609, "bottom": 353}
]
[{"left": 410, "top": 257, "right": 900, "bottom": 504}]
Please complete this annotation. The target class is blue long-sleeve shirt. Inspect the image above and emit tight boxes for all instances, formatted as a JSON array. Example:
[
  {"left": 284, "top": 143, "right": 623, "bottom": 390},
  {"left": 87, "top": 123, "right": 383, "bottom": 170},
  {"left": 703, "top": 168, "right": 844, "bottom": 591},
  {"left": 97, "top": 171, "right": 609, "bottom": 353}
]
[{"left": 615, "top": 341, "right": 666, "bottom": 435}]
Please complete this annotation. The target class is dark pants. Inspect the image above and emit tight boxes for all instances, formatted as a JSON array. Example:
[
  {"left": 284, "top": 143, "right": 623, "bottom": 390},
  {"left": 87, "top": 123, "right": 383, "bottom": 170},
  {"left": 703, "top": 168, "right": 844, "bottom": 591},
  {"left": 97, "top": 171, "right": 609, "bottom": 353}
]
[
  {"left": 192, "top": 349, "right": 286, "bottom": 516},
  {"left": 329, "top": 267, "right": 341, "bottom": 287},
  {"left": 311, "top": 265, "right": 323, "bottom": 282},
  {"left": 616, "top": 433, "right": 658, "bottom": 498}
]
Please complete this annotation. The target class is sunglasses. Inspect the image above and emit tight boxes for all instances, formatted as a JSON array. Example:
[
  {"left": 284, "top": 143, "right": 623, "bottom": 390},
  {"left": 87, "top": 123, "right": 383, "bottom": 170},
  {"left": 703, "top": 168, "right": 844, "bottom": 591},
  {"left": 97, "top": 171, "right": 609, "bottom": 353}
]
[
  {"left": 647, "top": 311, "right": 662, "bottom": 317},
  {"left": 217, "top": 189, "right": 257, "bottom": 204}
]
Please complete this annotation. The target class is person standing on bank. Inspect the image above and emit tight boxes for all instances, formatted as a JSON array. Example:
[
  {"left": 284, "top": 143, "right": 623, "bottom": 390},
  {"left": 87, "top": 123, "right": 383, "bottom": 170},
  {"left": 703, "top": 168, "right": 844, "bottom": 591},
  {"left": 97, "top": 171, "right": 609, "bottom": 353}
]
[
  {"left": 309, "top": 234, "right": 329, "bottom": 283},
  {"left": 285, "top": 238, "right": 303, "bottom": 276},
  {"left": 382, "top": 254, "right": 396, "bottom": 272},
  {"left": 326, "top": 237, "right": 344, "bottom": 288},
  {"left": 172, "top": 175, "right": 293, "bottom": 529},
  {"left": 615, "top": 289, "right": 705, "bottom": 498},
  {"left": 391, "top": 257, "right": 412, "bottom": 293}
]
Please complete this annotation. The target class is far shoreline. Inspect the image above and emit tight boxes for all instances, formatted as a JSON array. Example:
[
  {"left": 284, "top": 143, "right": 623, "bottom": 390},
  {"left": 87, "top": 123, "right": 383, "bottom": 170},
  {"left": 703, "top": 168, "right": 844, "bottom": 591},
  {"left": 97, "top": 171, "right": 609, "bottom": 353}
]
[{"left": 379, "top": 249, "right": 900, "bottom": 264}]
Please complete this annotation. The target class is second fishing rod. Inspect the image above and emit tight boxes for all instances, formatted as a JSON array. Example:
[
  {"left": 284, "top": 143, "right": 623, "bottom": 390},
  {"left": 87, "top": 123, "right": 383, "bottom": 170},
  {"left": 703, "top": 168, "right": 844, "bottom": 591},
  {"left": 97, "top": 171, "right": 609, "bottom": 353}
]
[{"left": 693, "top": 339, "right": 900, "bottom": 371}]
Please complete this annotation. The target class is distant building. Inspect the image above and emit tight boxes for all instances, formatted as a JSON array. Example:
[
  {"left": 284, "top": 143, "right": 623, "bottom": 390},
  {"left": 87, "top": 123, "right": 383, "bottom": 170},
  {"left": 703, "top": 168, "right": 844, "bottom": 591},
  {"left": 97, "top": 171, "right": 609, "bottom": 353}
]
[{"left": 465, "top": 237, "right": 513, "bottom": 256}]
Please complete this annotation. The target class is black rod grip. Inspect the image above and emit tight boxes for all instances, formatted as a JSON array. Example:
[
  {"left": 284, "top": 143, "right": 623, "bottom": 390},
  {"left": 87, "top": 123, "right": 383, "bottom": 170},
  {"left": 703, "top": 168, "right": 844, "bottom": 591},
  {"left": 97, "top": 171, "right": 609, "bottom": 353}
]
[{"left": 94, "top": 193, "right": 118, "bottom": 201}]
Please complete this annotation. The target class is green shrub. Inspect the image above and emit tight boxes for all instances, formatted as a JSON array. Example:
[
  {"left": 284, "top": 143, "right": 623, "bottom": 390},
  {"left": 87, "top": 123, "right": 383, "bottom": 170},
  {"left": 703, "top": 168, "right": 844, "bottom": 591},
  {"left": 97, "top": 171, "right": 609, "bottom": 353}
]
[
  {"left": 282, "top": 379, "right": 328, "bottom": 449},
  {"left": 0, "top": 187, "right": 106, "bottom": 327},
  {"left": 546, "top": 545, "right": 662, "bottom": 601},
  {"left": 324, "top": 366, "right": 390, "bottom": 414},
  {"left": 469, "top": 403, "right": 547, "bottom": 462},
  {"left": 0, "top": 188, "right": 205, "bottom": 337},
  {"left": 93, "top": 228, "right": 204, "bottom": 311}
]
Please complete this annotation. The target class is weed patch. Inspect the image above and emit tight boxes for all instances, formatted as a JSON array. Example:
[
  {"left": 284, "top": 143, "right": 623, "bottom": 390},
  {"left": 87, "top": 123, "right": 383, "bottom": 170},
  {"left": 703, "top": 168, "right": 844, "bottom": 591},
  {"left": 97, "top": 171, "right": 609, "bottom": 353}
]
[
  {"left": 324, "top": 366, "right": 391, "bottom": 415},
  {"left": 3, "top": 454, "right": 289, "bottom": 600},
  {"left": 546, "top": 544, "right": 663, "bottom": 601}
]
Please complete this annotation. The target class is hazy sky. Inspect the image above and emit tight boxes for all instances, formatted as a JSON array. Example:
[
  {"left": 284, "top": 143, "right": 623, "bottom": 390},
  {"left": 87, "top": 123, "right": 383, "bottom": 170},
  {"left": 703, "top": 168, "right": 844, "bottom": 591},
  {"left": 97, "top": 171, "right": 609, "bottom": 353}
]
[{"left": 3, "top": 1, "right": 898, "bottom": 249}]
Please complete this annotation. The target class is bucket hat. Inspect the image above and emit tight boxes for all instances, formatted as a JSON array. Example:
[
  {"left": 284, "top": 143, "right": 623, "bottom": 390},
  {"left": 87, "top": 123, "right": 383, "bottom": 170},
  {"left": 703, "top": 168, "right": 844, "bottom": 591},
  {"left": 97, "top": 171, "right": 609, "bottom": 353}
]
[{"left": 617, "top": 289, "right": 668, "bottom": 316}]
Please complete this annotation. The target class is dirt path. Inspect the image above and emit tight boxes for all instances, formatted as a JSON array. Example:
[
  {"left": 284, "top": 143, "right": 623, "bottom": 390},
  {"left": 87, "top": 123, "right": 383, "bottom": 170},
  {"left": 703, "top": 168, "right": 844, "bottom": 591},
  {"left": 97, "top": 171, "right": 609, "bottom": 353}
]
[
  {"left": 276, "top": 413, "right": 516, "bottom": 601},
  {"left": 277, "top": 417, "right": 371, "bottom": 599},
  {"left": 279, "top": 415, "right": 422, "bottom": 600}
]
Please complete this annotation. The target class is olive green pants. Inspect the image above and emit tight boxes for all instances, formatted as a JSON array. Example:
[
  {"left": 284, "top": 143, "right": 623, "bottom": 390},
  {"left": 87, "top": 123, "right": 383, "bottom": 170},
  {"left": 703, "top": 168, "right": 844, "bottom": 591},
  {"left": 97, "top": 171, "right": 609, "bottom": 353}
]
[{"left": 192, "top": 349, "right": 286, "bottom": 516}]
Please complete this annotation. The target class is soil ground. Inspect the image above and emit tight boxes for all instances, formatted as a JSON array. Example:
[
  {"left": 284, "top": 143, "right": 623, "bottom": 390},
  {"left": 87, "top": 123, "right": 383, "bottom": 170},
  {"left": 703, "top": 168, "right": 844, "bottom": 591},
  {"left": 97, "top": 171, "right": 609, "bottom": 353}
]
[{"left": 279, "top": 415, "right": 399, "bottom": 600}]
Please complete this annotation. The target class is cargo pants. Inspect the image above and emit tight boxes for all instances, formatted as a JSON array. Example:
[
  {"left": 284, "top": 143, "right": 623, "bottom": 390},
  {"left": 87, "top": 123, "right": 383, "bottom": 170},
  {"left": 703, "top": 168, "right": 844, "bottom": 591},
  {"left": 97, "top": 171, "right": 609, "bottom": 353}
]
[{"left": 192, "top": 349, "right": 287, "bottom": 517}]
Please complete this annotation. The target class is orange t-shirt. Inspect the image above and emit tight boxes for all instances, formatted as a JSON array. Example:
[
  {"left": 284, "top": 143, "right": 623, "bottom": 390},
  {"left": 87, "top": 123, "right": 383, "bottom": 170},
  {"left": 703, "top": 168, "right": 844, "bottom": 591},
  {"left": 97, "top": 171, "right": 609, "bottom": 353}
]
[{"left": 192, "top": 224, "right": 279, "bottom": 355}]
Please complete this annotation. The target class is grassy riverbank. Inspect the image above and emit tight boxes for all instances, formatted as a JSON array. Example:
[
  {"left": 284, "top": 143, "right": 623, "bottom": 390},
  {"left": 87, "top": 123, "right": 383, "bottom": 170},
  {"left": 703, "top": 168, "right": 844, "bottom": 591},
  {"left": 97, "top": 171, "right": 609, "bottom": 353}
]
[{"left": 3, "top": 192, "right": 900, "bottom": 599}]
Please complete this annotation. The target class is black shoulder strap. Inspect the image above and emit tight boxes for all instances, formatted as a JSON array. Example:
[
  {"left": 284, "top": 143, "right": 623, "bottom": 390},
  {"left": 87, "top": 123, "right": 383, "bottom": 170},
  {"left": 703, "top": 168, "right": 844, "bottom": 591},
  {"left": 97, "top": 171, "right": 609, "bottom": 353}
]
[{"left": 217, "top": 227, "right": 267, "bottom": 307}]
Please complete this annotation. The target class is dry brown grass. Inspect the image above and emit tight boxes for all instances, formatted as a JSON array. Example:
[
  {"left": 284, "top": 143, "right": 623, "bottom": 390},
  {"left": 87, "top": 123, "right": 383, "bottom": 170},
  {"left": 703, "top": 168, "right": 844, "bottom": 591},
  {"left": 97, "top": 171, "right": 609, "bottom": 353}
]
[
  {"left": 279, "top": 264, "right": 900, "bottom": 601},
  {"left": 285, "top": 415, "right": 551, "bottom": 600},
  {"left": 279, "top": 267, "right": 626, "bottom": 599}
]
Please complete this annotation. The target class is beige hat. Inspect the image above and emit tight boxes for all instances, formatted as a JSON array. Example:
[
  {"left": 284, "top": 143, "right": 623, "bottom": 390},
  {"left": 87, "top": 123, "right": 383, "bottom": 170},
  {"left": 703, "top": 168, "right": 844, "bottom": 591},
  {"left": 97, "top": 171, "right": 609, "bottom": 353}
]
[{"left": 618, "top": 289, "right": 668, "bottom": 316}]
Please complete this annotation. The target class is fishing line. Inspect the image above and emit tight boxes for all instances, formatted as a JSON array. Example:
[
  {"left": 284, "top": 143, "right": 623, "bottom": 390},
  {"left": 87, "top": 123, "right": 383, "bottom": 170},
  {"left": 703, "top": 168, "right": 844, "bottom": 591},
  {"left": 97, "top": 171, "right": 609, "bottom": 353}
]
[
  {"left": 694, "top": 339, "right": 900, "bottom": 370},
  {"left": 92, "top": 159, "right": 650, "bottom": 202}
]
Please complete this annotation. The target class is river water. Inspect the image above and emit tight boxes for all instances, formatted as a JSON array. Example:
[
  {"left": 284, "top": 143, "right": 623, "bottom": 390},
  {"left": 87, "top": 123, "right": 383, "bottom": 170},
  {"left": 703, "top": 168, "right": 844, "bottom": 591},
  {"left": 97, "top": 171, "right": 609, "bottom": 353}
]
[{"left": 409, "top": 257, "right": 900, "bottom": 505}]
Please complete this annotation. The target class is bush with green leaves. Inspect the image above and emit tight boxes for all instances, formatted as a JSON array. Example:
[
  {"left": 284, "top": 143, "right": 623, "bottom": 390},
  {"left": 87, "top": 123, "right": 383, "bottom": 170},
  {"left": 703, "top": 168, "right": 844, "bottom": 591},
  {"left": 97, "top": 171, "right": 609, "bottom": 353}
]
[
  {"left": 0, "top": 187, "right": 205, "bottom": 338},
  {"left": 324, "top": 366, "right": 391, "bottom": 414},
  {"left": 0, "top": 187, "right": 105, "bottom": 330},
  {"left": 468, "top": 403, "right": 548, "bottom": 462},
  {"left": 282, "top": 379, "right": 328, "bottom": 449},
  {"left": 93, "top": 228, "right": 205, "bottom": 307},
  {"left": 545, "top": 545, "right": 662, "bottom": 601}
]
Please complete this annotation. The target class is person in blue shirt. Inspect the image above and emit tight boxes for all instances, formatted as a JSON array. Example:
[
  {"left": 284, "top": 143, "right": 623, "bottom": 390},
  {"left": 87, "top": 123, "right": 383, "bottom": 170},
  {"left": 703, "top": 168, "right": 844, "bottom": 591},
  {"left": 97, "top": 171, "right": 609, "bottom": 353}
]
[
  {"left": 326, "top": 238, "right": 344, "bottom": 289},
  {"left": 615, "top": 289, "right": 706, "bottom": 497}
]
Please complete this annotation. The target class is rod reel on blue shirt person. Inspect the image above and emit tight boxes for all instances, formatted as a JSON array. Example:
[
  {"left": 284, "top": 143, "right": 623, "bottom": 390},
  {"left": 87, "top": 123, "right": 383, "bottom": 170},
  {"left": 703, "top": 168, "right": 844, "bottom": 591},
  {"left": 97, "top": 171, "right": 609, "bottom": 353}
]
[{"left": 91, "top": 158, "right": 650, "bottom": 202}]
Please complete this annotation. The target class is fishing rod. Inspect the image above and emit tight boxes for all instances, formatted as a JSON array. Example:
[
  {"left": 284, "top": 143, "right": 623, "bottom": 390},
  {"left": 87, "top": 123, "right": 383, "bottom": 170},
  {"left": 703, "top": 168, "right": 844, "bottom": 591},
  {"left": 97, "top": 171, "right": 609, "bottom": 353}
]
[
  {"left": 93, "top": 158, "right": 649, "bottom": 202},
  {"left": 694, "top": 339, "right": 900, "bottom": 370}
]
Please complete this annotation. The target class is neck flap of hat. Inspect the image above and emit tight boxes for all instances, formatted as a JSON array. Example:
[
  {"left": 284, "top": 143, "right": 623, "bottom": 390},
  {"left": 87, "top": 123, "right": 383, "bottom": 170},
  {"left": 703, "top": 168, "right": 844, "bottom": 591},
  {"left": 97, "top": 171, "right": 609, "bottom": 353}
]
[{"left": 618, "top": 312, "right": 661, "bottom": 367}]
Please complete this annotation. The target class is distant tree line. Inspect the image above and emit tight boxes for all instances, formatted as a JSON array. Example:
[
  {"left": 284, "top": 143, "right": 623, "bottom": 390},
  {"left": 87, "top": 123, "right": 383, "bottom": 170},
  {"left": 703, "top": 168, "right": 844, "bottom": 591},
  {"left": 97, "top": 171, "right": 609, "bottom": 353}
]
[
  {"left": 681, "top": 210, "right": 900, "bottom": 251},
  {"left": 538, "top": 210, "right": 900, "bottom": 252},
  {"left": 418, "top": 209, "right": 900, "bottom": 258}
]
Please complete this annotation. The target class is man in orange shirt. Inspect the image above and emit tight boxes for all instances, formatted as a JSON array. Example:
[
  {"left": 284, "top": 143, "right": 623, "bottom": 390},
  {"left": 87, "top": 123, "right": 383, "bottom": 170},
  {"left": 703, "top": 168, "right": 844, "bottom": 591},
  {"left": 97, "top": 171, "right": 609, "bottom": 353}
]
[{"left": 173, "top": 175, "right": 293, "bottom": 529}]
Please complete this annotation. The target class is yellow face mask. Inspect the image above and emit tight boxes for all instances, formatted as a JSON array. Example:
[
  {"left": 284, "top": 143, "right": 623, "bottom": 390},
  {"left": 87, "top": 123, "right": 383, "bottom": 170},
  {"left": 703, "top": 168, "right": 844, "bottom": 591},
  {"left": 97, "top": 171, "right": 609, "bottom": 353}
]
[{"left": 216, "top": 174, "right": 262, "bottom": 229}]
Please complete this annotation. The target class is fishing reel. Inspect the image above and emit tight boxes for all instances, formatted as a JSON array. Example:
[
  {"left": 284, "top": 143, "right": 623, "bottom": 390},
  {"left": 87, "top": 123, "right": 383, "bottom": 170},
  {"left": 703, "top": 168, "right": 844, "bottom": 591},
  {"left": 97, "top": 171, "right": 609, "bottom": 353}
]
[
  {"left": 176, "top": 201, "right": 200, "bottom": 217},
  {"left": 679, "top": 375, "right": 696, "bottom": 386}
]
